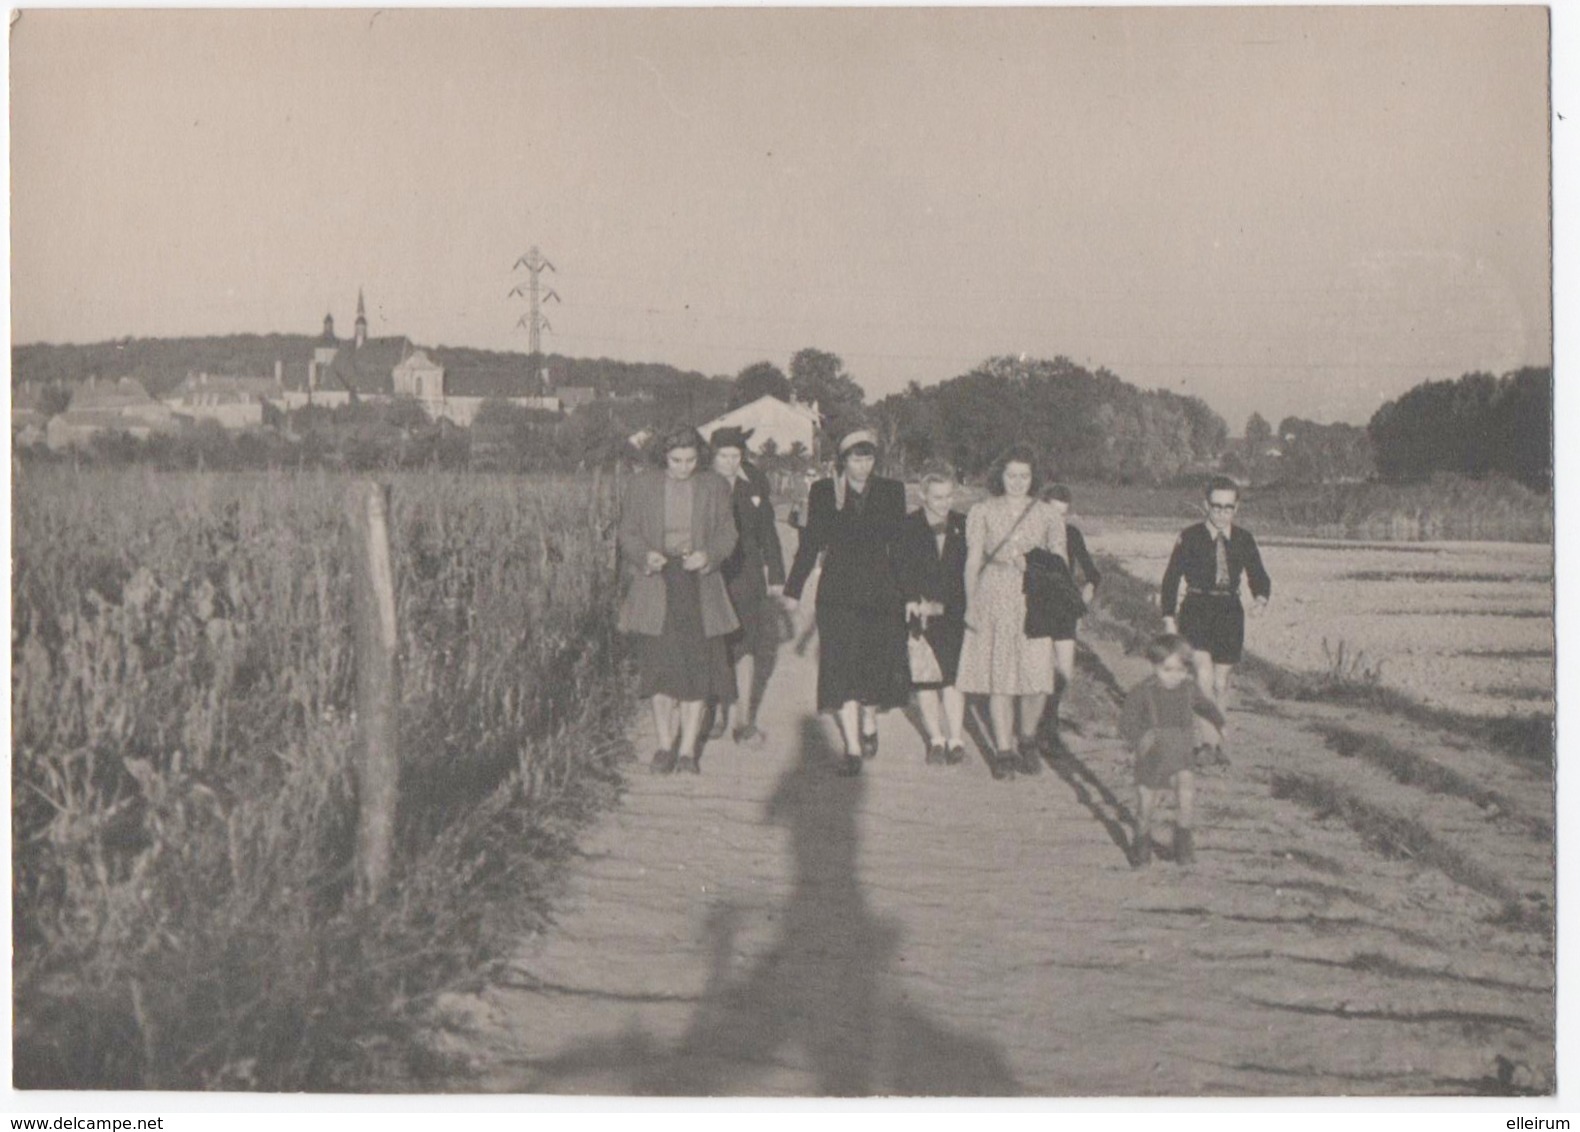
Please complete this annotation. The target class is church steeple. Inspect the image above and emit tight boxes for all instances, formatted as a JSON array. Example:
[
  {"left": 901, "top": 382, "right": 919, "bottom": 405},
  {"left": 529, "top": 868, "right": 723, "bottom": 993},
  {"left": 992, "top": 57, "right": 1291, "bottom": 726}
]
[
  {"left": 354, "top": 288, "right": 368, "bottom": 349},
  {"left": 321, "top": 311, "right": 336, "bottom": 343}
]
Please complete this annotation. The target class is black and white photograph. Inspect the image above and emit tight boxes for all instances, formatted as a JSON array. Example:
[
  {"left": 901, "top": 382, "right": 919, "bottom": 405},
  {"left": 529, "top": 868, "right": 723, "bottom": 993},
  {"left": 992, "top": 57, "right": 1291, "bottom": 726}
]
[{"left": 7, "top": 3, "right": 1564, "bottom": 1107}]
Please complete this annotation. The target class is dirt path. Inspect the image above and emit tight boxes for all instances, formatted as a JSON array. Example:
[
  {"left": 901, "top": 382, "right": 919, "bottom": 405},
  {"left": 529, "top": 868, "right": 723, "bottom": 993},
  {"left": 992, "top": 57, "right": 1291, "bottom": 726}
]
[{"left": 430, "top": 531, "right": 1554, "bottom": 1097}]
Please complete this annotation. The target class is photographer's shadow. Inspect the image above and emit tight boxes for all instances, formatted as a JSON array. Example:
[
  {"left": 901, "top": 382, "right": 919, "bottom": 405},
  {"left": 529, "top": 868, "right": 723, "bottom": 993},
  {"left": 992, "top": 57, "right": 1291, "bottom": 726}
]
[{"left": 522, "top": 717, "right": 1020, "bottom": 1096}]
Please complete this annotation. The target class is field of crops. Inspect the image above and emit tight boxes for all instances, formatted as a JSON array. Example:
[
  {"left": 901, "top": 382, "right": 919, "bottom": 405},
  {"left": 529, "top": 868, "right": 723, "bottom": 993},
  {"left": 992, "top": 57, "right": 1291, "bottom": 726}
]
[
  {"left": 12, "top": 466, "right": 633, "bottom": 1089},
  {"left": 1087, "top": 523, "right": 1553, "bottom": 719}
]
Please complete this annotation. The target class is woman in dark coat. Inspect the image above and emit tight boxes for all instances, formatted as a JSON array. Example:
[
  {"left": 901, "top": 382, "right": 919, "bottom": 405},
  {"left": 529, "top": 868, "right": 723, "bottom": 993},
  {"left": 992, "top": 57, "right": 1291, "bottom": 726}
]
[
  {"left": 782, "top": 428, "right": 910, "bottom": 776},
  {"left": 709, "top": 427, "right": 787, "bottom": 746},
  {"left": 618, "top": 426, "right": 739, "bottom": 774},
  {"left": 895, "top": 466, "right": 970, "bottom": 766}
]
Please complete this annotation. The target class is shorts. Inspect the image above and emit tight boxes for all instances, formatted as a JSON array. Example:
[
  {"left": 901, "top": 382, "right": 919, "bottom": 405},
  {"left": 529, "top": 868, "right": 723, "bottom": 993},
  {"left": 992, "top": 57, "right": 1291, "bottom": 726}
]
[{"left": 1177, "top": 592, "right": 1245, "bottom": 665}]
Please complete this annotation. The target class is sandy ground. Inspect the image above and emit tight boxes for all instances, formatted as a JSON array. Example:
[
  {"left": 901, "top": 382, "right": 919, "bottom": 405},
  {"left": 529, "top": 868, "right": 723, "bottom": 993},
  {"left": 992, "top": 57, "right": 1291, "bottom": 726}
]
[
  {"left": 1085, "top": 522, "right": 1553, "bottom": 718},
  {"left": 423, "top": 525, "right": 1554, "bottom": 1097}
]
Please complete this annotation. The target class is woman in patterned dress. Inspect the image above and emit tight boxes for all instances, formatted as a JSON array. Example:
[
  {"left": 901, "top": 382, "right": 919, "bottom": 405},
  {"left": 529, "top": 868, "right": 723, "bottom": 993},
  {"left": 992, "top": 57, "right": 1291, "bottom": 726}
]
[{"left": 955, "top": 445, "right": 1067, "bottom": 780}]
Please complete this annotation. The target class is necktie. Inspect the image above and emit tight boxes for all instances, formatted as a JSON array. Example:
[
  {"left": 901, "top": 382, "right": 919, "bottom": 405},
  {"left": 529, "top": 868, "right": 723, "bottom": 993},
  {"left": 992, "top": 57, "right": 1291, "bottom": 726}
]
[{"left": 1213, "top": 531, "right": 1230, "bottom": 590}]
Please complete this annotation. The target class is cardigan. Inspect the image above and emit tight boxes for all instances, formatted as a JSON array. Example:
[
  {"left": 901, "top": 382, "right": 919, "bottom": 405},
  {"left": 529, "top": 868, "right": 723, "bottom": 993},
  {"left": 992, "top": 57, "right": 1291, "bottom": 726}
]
[{"left": 616, "top": 470, "right": 740, "bottom": 637}]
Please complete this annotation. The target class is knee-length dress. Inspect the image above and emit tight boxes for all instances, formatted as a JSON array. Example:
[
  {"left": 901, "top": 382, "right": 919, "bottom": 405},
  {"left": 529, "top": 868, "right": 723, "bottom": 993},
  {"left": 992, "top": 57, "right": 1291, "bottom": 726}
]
[
  {"left": 955, "top": 496, "right": 1066, "bottom": 696},
  {"left": 783, "top": 476, "right": 911, "bottom": 713}
]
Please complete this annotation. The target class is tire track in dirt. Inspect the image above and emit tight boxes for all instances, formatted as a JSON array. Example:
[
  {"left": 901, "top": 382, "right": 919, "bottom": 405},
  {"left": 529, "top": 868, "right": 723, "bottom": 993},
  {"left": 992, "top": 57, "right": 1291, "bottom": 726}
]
[{"left": 424, "top": 526, "right": 1553, "bottom": 1097}]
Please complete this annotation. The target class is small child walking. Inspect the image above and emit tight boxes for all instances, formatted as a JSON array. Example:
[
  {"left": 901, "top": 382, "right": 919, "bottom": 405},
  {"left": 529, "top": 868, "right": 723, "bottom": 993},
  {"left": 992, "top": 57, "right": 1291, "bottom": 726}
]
[{"left": 1119, "top": 634, "right": 1227, "bottom": 867}]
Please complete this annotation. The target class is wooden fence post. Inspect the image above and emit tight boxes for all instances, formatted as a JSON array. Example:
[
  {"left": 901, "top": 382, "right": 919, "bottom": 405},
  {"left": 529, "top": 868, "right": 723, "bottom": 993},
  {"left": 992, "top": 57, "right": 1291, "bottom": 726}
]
[{"left": 345, "top": 478, "right": 399, "bottom": 904}]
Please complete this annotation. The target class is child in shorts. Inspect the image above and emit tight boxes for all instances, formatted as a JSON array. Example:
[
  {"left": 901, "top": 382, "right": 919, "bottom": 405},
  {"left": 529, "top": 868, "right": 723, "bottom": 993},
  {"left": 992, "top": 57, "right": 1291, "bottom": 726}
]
[{"left": 1119, "top": 633, "right": 1227, "bottom": 867}]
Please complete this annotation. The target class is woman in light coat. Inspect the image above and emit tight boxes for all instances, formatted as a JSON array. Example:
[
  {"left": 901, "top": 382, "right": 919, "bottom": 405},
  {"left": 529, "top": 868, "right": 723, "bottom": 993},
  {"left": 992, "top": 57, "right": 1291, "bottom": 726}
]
[{"left": 618, "top": 426, "right": 739, "bottom": 774}]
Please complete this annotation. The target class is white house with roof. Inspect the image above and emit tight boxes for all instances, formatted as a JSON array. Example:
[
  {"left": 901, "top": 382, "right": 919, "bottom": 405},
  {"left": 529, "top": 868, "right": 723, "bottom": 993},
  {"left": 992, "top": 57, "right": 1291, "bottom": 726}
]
[{"left": 698, "top": 395, "right": 821, "bottom": 456}]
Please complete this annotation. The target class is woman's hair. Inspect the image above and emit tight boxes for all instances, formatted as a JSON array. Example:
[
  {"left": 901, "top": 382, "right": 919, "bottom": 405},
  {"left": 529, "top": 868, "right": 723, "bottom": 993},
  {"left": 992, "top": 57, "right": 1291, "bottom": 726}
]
[
  {"left": 985, "top": 444, "right": 1043, "bottom": 497},
  {"left": 1143, "top": 633, "right": 1194, "bottom": 666},
  {"left": 917, "top": 463, "right": 957, "bottom": 492},
  {"left": 654, "top": 425, "right": 707, "bottom": 466},
  {"left": 835, "top": 440, "right": 879, "bottom": 472}
]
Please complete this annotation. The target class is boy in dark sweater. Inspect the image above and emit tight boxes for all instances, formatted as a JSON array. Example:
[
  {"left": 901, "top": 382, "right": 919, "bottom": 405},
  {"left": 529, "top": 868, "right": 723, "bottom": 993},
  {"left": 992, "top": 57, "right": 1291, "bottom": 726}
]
[{"left": 1160, "top": 476, "right": 1272, "bottom": 708}]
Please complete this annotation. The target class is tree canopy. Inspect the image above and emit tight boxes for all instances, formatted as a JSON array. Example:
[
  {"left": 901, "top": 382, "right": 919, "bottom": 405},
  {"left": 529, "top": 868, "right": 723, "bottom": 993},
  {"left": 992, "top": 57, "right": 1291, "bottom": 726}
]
[
  {"left": 873, "top": 355, "right": 1228, "bottom": 484},
  {"left": 1368, "top": 367, "right": 1550, "bottom": 490},
  {"left": 730, "top": 361, "right": 793, "bottom": 408}
]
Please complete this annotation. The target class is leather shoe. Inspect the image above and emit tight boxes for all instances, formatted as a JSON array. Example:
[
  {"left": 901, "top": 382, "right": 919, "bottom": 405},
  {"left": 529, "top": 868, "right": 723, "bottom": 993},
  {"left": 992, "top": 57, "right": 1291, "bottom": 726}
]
[
  {"left": 990, "top": 754, "right": 1017, "bottom": 781},
  {"left": 675, "top": 755, "right": 701, "bottom": 776},
  {"left": 860, "top": 730, "right": 879, "bottom": 760},
  {"left": 836, "top": 754, "right": 863, "bottom": 777},
  {"left": 925, "top": 741, "right": 947, "bottom": 766},
  {"left": 945, "top": 742, "right": 966, "bottom": 766},
  {"left": 1017, "top": 738, "right": 1043, "bottom": 776},
  {"left": 650, "top": 748, "right": 678, "bottom": 775}
]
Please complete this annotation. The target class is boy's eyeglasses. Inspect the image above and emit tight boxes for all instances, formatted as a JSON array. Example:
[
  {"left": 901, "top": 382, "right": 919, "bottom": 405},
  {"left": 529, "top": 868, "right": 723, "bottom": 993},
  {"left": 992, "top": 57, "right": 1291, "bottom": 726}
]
[{"left": 1208, "top": 503, "right": 1238, "bottom": 512}]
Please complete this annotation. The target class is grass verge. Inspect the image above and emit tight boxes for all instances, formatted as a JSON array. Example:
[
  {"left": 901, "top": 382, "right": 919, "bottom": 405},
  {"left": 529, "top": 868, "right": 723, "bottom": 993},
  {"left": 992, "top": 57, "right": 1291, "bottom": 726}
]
[
  {"left": 13, "top": 468, "right": 635, "bottom": 1090},
  {"left": 1268, "top": 773, "right": 1545, "bottom": 934}
]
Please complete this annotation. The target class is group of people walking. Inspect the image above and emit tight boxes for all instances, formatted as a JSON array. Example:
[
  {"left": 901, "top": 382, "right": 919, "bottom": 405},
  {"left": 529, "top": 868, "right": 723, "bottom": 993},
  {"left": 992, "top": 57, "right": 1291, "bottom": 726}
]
[{"left": 618, "top": 423, "right": 1271, "bottom": 866}]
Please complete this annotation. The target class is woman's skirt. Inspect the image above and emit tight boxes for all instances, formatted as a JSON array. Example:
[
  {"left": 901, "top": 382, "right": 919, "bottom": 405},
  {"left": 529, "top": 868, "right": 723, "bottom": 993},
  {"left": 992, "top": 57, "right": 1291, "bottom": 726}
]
[
  {"left": 725, "top": 568, "right": 782, "bottom": 664},
  {"left": 910, "top": 610, "right": 966, "bottom": 690},
  {"left": 816, "top": 601, "right": 910, "bottom": 712},
  {"left": 634, "top": 561, "right": 737, "bottom": 701}
]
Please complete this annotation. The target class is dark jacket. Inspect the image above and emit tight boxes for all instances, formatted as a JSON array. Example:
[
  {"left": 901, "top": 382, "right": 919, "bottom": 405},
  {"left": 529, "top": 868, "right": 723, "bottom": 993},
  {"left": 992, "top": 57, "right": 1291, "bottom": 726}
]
[
  {"left": 720, "top": 462, "right": 786, "bottom": 593},
  {"left": 1066, "top": 525, "right": 1102, "bottom": 591},
  {"left": 895, "top": 508, "right": 968, "bottom": 615},
  {"left": 1160, "top": 521, "right": 1271, "bottom": 617},
  {"left": 784, "top": 476, "right": 906, "bottom": 610},
  {"left": 616, "top": 470, "right": 739, "bottom": 637}
]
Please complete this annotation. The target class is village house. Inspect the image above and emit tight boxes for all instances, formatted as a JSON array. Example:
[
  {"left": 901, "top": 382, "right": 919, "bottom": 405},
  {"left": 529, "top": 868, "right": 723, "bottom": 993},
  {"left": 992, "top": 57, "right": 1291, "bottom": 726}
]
[
  {"left": 46, "top": 377, "right": 178, "bottom": 450},
  {"left": 165, "top": 368, "right": 282, "bottom": 429},
  {"left": 390, "top": 348, "right": 562, "bottom": 426},
  {"left": 697, "top": 394, "right": 821, "bottom": 457}
]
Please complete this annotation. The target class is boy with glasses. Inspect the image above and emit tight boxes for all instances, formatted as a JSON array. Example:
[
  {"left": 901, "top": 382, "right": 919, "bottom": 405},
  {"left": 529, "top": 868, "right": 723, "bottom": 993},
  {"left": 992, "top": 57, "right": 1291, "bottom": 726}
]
[{"left": 1160, "top": 477, "right": 1272, "bottom": 714}]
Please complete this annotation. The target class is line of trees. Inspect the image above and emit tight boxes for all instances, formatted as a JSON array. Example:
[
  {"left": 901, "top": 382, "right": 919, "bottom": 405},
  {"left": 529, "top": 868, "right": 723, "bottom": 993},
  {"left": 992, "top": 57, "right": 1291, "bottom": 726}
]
[
  {"left": 728, "top": 347, "right": 868, "bottom": 427},
  {"left": 1366, "top": 367, "right": 1551, "bottom": 491},
  {"left": 871, "top": 355, "right": 1227, "bottom": 484}
]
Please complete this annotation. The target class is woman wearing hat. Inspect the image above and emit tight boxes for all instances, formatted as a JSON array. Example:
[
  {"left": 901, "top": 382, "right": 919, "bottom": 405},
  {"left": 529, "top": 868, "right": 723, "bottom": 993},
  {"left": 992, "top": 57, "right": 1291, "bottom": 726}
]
[
  {"left": 617, "top": 425, "right": 739, "bottom": 774},
  {"left": 709, "top": 426, "right": 787, "bottom": 746},
  {"left": 783, "top": 427, "right": 910, "bottom": 776}
]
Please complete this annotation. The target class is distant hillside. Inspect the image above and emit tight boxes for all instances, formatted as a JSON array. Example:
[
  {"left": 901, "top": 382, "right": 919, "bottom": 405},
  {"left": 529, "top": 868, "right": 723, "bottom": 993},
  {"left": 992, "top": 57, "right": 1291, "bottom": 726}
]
[
  {"left": 12, "top": 336, "right": 320, "bottom": 398},
  {"left": 12, "top": 336, "right": 730, "bottom": 408}
]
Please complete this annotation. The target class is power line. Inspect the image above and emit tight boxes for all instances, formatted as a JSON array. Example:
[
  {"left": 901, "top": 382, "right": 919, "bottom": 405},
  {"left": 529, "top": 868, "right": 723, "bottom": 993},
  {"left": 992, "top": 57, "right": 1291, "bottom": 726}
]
[{"left": 510, "top": 246, "right": 560, "bottom": 361}]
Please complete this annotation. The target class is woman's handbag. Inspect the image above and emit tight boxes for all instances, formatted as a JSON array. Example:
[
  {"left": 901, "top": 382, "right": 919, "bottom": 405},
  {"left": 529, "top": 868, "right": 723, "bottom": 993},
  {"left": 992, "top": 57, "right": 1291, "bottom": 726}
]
[
  {"left": 907, "top": 615, "right": 944, "bottom": 684},
  {"left": 1023, "top": 547, "right": 1086, "bottom": 639}
]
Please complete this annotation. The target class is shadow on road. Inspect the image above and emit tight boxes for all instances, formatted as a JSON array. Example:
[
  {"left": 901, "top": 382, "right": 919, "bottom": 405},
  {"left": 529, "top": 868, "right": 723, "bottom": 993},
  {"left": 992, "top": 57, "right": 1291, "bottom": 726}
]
[{"left": 521, "top": 716, "right": 1021, "bottom": 1096}]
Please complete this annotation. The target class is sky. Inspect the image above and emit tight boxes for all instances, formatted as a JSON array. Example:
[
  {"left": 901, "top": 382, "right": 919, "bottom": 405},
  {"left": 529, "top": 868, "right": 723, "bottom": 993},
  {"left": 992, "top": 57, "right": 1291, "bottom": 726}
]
[{"left": 9, "top": 6, "right": 1552, "bottom": 429}]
